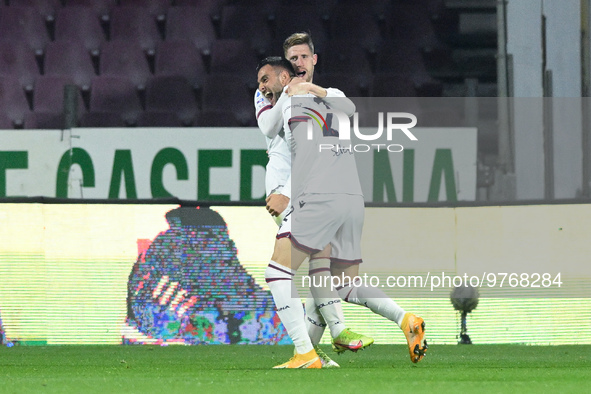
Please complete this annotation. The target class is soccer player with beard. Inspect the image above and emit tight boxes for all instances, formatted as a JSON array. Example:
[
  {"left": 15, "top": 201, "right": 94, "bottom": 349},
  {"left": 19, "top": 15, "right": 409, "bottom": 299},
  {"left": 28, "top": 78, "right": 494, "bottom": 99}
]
[
  {"left": 255, "top": 57, "right": 371, "bottom": 368},
  {"left": 254, "top": 57, "right": 293, "bottom": 226},
  {"left": 282, "top": 32, "right": 428, "bottom": 364}
]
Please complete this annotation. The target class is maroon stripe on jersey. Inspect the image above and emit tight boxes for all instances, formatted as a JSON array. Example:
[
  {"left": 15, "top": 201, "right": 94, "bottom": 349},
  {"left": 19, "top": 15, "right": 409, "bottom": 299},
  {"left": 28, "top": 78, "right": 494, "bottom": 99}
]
[
  {"left": 268, "top": 263, "right": 294, "bottom": 277},
  {"left": 330, "top": 257, "right": 363, "bottom": 265},
  {"left": 276, "top": 231, "right": 291, "bottom": 240},
  {"left": 287, "top": 116, "right": 310, "bottom": 129},
  {"left": 265, "top": 277, "right": 292, "bottom": 283},
  {"left": 274, "top": 232, "right": 322, "bottom": 255},
  {"left": 257, "top": 105, "right": 272, "bottom": 119},
  {"left": 290, "top": 235, "right": 321, "bottom": 255},
  {"left": 309, "top": 267, "right": 331, "bottom": 275}
]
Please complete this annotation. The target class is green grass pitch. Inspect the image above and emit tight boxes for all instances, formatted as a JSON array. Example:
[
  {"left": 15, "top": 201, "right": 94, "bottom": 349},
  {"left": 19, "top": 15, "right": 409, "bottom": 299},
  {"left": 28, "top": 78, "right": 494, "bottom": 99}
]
[{"left": 1, "top": 345, "right": 589, "bottom": 393}]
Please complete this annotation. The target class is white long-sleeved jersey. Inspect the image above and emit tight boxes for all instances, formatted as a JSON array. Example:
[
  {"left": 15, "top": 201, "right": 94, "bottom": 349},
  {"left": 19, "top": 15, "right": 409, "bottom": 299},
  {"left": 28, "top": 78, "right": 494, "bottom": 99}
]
[{"left": 254, "top": 89, "right": 292, "bottom": 198}]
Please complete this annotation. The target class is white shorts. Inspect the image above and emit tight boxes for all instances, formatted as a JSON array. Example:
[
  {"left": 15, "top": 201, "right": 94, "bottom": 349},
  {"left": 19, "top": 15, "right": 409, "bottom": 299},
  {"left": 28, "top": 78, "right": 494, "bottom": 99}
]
[{"left": 277, "top": 193, "right": 364, "bottom": 264}]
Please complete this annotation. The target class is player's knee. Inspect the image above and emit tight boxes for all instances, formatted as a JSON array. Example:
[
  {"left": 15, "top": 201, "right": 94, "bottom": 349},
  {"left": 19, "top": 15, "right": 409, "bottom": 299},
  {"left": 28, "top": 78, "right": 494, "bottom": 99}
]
[
  {"left": 265, "top": 261, "right": 293, "bottom": 283},
  {"left": 337, "top": 280, "right": 359, "bottom": 302},
  {"left": 264, "top": 263, "right": 275, "bottom": 281}
]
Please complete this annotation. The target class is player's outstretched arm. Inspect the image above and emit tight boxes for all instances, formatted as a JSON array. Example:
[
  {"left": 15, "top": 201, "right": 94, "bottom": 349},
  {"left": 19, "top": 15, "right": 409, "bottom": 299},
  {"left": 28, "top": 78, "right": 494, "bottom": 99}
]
[
  {"left": 286, "top": 79, "right": 355, "bottom": 117},
  {"left": 323, "top": 88, "right": 356, "bottom": 117}
]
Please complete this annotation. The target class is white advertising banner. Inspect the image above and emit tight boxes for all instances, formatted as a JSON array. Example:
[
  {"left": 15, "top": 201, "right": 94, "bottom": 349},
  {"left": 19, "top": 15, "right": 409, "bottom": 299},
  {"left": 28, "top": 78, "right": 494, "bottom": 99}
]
[{"left": 0, "top": 127, "right": 476, "bottom": 202}]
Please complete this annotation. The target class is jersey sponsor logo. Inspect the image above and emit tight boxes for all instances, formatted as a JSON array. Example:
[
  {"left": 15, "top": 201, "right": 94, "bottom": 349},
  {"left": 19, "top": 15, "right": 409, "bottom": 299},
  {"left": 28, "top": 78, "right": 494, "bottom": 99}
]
[{"left": 299, "top": 200, "right": 306, "bottom": 208}]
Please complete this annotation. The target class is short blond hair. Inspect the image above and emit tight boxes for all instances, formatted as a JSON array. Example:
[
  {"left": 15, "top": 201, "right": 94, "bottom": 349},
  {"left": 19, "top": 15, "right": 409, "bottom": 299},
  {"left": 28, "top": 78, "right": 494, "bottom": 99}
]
[{"left": 283, "top": 32, "right": 315, "bottom": 57}]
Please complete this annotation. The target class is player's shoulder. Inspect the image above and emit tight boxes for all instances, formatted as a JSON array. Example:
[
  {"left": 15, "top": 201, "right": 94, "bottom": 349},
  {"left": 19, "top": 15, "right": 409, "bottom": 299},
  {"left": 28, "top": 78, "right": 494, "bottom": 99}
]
[
  {"left": 254, "top": 89, "right": 268, "bottom": 104},
  {"left": 254, "top": 89, "right": 272, "bottom": 113}
]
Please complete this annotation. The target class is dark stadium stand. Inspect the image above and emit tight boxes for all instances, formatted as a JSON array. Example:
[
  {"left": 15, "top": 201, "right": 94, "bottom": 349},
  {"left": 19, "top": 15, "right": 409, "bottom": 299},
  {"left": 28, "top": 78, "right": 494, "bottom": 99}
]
[
  {"left": 209, "top": 39, "right": 259, "bottom": 81},
  {"left": 44, "top": 40, "right": 95, "bottom": 88},
  {"left": 0, "top": 6, "right": 50, "bottom": 52},
  {"left": 136, "top": 110, "right": 184, "bottom": 127},
  {"left": 0, "top": 0, "right": 496, "bottom": 135},
  {"left": 165, "top": 6, "right": 216, "bottom": 51},
  {"left": 54, "top": 6, "right": 106, "bottom": 52},
  {"left": 328, "top": 4, "right": 385, "bottom": 50},
  {"left": 0, "top": 112, "right": 13, "bottom": 129},
  {"left": 322, "top": 40, "right": 373, "bottom": 76},
  {"left": 117, "top": 0, "right": 171, "bottom": 17},
  {"left": 173, "top": 0, "right": 227, "bottom": 14},
  {"left": 315, "top": 73, "right": 371, "bottom": 98},
  {"left": 24, "top": 111, "right": 66, "bottom": 129},
  {"left": 372, "top": 72, "right": 419, "bottom": 97},
  {"left": 0, "top": 76, "right": 31, "bottom": 127},
  {"left": 145, "top": 75, "right": 199, "bottom": 126},
  {"left": 88, "top": 75, "right": 143, "bottom": 125},
  {"left": 389, "top": 2, "right": 438, "bottom": 45},
  {"left": 201, "top": 73, "right": 253, "bottom": 126},
  {"left": 61, "top": 0, "right": 115, "bottom": 17},
  {"left": 195, "top": 109, "right": 243, "bottom": 127},
  {"left": 32, "top": 75, "right": 85, "bottom": 114},
  {"left": 0, "top": 40, "right": 39, "bottom": 88},
  {"left": 154, "top": 40, "right": 206, "bottom": 88},
  {"left": 109, "top": 6, "right": 162, "bottom": 51},
  {"left": 379, "top": 38, "right": 424, "bottom": 73},
  {"left": 219, "top": 5, "right": 275, "bottom": 55},
  {"left": 8, "top": 0, "right": 61, "bottom": 20},
  {"left": 79, "top": 111, "right": 126, "bottom": 127},
  {"left": 99, "top": 40, "right": 152, "bottom": 88}
]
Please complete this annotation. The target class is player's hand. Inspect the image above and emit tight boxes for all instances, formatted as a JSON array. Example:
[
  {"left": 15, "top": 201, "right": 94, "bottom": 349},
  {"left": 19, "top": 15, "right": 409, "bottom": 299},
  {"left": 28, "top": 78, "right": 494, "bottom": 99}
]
[
  {"left": 265, "top": 193, "right": 290, "bottom": 217},
  {"left": 286, "top": 79, "right": 310, "bottom": 96}
]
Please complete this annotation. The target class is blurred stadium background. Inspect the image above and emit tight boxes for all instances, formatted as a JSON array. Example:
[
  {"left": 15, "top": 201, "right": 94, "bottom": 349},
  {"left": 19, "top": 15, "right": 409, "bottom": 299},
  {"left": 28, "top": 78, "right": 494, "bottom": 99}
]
[{"left": 1, "top": 0, "right": 590, "bottom": 356}]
